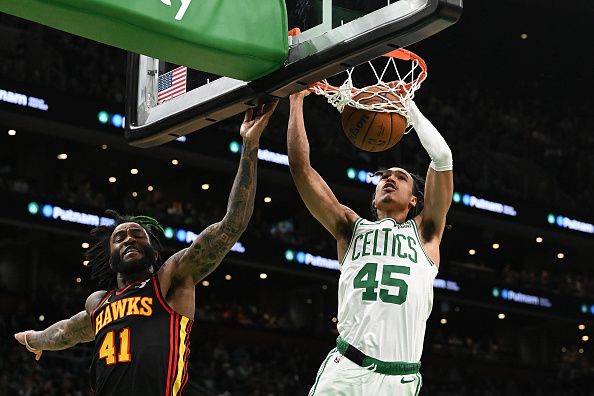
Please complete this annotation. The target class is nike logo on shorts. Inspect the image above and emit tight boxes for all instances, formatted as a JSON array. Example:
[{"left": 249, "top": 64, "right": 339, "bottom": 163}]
[{"left": 401, "top": 377, "right": 415, "bottom": 384}]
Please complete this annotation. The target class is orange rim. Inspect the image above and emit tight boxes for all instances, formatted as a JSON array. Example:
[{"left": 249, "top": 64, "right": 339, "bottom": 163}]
[{"left": 310, "top": 48, "right": 427, "bottom": 95}]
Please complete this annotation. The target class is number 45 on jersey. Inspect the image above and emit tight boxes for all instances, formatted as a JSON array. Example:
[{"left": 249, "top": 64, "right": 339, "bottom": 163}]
[{"left": 354, "top": 263, "right": 410, "bottom": 305}]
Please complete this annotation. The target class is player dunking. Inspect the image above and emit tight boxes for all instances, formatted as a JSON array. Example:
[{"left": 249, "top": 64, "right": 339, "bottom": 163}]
[
  {"left": 14, "top": 102, "right": 277, "bottom": 395},
  {"left": 287, "top": 91, "right": 453, "bottom": 395}
]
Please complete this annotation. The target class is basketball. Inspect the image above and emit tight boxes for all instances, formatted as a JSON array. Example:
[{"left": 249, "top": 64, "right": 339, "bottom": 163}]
[{"left": 341, "top": 88, "right": 407, "bottom": 152}]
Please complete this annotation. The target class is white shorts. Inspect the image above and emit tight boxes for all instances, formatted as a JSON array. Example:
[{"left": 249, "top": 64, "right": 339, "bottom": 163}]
[{"left": 309, "top": 348, "right": 423, "bottom": 396}]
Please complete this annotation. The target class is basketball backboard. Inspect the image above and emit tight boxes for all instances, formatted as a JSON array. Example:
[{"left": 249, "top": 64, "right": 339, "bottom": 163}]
[{"left": 125, "top": 0, "right": 462, "bottom": 147}]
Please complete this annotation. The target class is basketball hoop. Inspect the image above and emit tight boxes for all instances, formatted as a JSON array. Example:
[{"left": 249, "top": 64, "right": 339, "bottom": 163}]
[{"left": 310, "top": 48, "right": 428, "bottom": 129}]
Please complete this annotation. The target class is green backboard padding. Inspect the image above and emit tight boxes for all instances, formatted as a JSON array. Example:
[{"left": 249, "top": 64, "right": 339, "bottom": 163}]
[{"left": 0, "top": 0, "right": 288, "bottom": 81}]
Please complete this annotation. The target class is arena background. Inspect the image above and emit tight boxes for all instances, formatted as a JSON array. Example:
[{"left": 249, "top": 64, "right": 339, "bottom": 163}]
[{"left": 1, "top": 1, "right": 594, "bottom": 395}]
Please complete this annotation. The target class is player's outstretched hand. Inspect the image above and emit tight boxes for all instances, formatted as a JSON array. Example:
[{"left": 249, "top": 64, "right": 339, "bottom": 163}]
[
  {"left": 240, "top": 100, "right": 279, "bottom": 143},
  {"left": 14, "top": 331, "right": 43, "bottom": 361}
]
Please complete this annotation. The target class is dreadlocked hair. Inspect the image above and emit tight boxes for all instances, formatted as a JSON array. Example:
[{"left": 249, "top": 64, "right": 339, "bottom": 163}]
[
  {"left": 86, "top": 210, "right": 164, "bottom": 290},
  {"left": 370, "top": 170, "right": 426, "bottom": 222}
]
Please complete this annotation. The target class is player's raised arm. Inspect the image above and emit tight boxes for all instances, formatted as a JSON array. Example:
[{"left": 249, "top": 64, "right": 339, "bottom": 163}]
[
  {"left": 14, "top": 290, "right": 105, "bottom": 360},
  {"left": 288, "top": 91, "right": 358, "bottom": 243},
  {"left": 162, "top": 101, "right": 278, "bottom": 284},
  {"left": 409, "top": 101, "right": 454, "bottom": 248}
]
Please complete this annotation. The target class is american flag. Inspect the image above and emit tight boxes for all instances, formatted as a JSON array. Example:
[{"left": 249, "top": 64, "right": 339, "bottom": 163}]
[{"left": 157, "top": 66, "right": 187, "bottom": 104}]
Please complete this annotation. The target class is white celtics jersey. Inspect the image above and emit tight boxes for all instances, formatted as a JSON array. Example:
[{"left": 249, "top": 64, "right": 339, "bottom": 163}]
[{"left": 337, "top": 217, "right": 438, "bottom": 363}]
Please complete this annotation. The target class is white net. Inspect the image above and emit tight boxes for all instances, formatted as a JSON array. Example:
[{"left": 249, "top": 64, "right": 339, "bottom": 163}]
[{"left": 311, "top": 49, "right": 427, "bottom": 128}]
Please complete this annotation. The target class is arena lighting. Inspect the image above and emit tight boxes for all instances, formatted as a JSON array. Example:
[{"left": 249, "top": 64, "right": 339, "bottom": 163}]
[
  {"left": 101, "top": 144, "right": 108, "bottom": 150},
  {"left": 8, "top": 129, "right": 16, "bottom": 136},
  {"left": 259, "top": 273, "right": 268, "bottom": 279},
  {"left": 81, "top": 242, "right": 90, "bottom": 249},
  {"left": 557, "top": 252, "right": 565, "bottom": 259},
  {"left": 27, "top": 202, "right": 39, "bottom": 215},
  {"left": 536, "top": 236, "right": 543, "bottom": 243},
  {"left": 57, "top": 153, "right": 68, "bottom": 160},
  {"left": 175, "top": 136, "right": 187, "bottom": 142},
  {"left": 229, "top": 141, "right": 289, "bottom": 166},
  {"left": 492, "top": 243, "right": 500, "bottom": 249},
  {"left": 456, "top": 192, "right": 517, "bottom": 216},
  {"left": 229, "top": 141, "right": 241, "bottom": 153},
  {"left": 433, "top": 278, "right": 461, "bottom": 292},
  {"left": 331, "top": 317, "right": 338, "bottom": 323},
  {"left": 42, "top": 204, "right": 53, "bottom": 218},
  {"left": 498, "top": 313, "right": 506, "bottom": 319},
  {"left": 579, "top": 324, "right": 586, "bottom": 330},
  {"left": 97, "top": 110, "right": 125, "bottom": 128},
  {"left": 147, "top": 185, "right": 154, "bottom": 191},
  {"left": 264, "top": 196, "right": 272, "bottom": 203},
  {"left": 171, "top": 159, "right": 179, "bottom": 165},
  {"left": 285, "top": 249, "right": 340, "bottom": 270},
  {"left": 173, "top": 228, "right": 245, "bottom": 253},
  {"left": 346, "top": 168, "right": 380, "bottom": 185},
  {"left": 175, "top": 229, "right": 187, "bottom": 242},
  {"left": 440, "top": 318, "right": 447, "bottom": 325},
  {"left": 0, "top": 87, "right": 49, "bottom": 110},
  {"left": 579, "top": 348, "right": 584, "bottom": 354},
  {"left": 83, "top": 260, "right": 89, "bottom": 266},
  {"left": 111, "top": 114, "right": 124, "bottom": 128},
  {"left": 201, "top": 280, "right": 210, "bottom": 287},
  {"left": 285, "top": 249, "right": 295, "bottom": 261},
  {"left": 257, "top": 149, "right": 289, "bottom": 166},
  {"left": 520, "top": 33, "right": 528, "bottom": 39},
  {"left": 38, "top": 315, "right": 45, "bottom": 322},
  {"left": 98, "top": 111, "right": 109, "bottom": 124},
  {"left": 25, "top": 201, "right": 246, "bottom": 253},
  {"left": 492, "top": 287, "right": 552, "bottom": 308},
  {"left": 132, "top": 192, "right": 138, "bottom": 198},
  {"left": 108, "top": 177, "right": 117, "bottom": 183},
  {"left": 201, "top": 184, "right": 210, "bottom": 190},
  {"left": 225, "top": 274, "right": 232, "bottom": 281},
  {"left": 163, "top": 227, "right": 174, "bottom": 239},
  {"left": 358, "top": 170, "right": 367, "bottom": 182},
  {"left": 548, "top": 213, "right": 594, "bottom": 234},
  {"left": 284, "top": 249, "right": 463, "bottom": 280},
  {"left": 32, "top": 203, "right": 116, "bottom": 227},
  {"left": 130, "top": 168, "right": 139, "bottom": 175},
  {"left": 347, "top": 168, "right": 357, "bottom": 180},
  {"left": 583, "top": 335, "right": 590, "bottom": 342},
  {"left": 468, "top": 249, "right": 476, "bottom": 255}
]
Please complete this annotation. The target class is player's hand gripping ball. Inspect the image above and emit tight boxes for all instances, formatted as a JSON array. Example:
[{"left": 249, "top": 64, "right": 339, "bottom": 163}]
[{"left": 341, "top": 86, "right": 408, "bottom": 152}]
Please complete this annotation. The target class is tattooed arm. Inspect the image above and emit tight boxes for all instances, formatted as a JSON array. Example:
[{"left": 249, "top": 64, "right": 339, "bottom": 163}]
[
  {"left": 14, "top": 291, "right": 105, "bottom": 360},
  {"left": 161, "top": 101, "right": 278, "bottom": 286}
]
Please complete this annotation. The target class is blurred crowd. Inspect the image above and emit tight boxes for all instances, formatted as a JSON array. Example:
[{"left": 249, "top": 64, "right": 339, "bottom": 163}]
[
  {"left": 0, "top": 16, "right": 126, "bottom": 104},
  {"left": 1, "top": 268, "right": 593, "bottom": 396},
  {"left": 500, "top": 265, "right": 594, "bottom": 299},
  {"left": 197, "top": 302, "right": 292, "bottom": 331},
  {"left": 1, "top": 161, "right": 593, "bottom": 301}
]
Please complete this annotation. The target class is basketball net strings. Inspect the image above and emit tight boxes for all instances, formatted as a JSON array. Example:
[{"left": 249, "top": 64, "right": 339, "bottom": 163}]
[{"left": 313, "top": 57, "right": 425, "bottom": 132}]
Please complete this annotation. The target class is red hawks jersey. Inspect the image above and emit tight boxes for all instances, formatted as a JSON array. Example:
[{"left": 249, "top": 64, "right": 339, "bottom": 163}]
[{"left": 90, "top": 275, "right": 193, "bottom": 396}]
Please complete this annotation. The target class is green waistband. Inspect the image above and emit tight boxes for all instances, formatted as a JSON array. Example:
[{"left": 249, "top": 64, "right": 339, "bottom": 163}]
[{"left": 336, "top": 336, "right": 421, "bottom": 376}]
